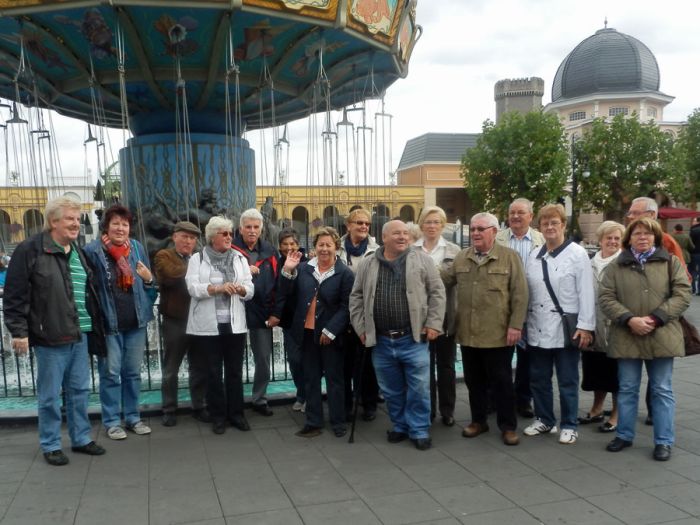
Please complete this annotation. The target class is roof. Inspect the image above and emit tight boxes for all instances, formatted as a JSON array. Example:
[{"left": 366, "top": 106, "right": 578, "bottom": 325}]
[
  {"left": 552, "top": 27, "right": 663, "bottom": 102},
  {"left": 397, "top": 133, "right": 480, "bottom": 170}
]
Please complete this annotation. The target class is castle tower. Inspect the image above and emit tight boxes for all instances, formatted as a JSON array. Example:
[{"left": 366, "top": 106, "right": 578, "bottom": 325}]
[{"left": 494, "top": 77, "right": 545, "bottom": 123}]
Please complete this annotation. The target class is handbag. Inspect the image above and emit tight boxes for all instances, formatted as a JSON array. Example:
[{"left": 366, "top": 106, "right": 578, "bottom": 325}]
[
  {"left": 666, "top": 260, "right": 700, "bottom": 357},
  {"left": 541, "top": 258, "right": 579, "bottom": 349}
]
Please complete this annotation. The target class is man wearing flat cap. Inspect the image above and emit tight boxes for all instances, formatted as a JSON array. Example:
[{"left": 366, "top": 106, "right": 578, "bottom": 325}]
[{"left": 154, "top": 221, "right": 209, "bottom": 426}]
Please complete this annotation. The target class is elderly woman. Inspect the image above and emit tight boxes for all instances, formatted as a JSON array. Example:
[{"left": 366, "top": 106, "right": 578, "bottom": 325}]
[
  {"left": 524, "top": 204, "right": 595, "bottom": 445},
  {"left": 599, "top": 218, "right": 690, "bottom": 461},
  {"left": 186, "top": 216, "right": 254, "bottom": 435},
  {"left": 579, "top": 221, "right": 625, "bottom": 432},
  {"left": 338, "top": 208, "right": 380, "bottom": 421},
  {"left": 281, "top": 227, "right": 355, "bottom": 438},
  {"left": 84, "top": 205, "right": 156, "bottom": 440},
  {"left": 413, "top": 206, "right": 460, "bottom": 426}
]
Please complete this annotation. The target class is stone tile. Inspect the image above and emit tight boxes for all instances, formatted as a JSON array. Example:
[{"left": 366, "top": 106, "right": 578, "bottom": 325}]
[
  {"left": 2, "top": 483, "right": 83, "bottom": 525},
  {"left": 181, "top": 519, "right": 227, "bottom": 525},
  {"left": 545, "top": 466, "right": 632, "bottom": 498},
  {"left": 296, "top": 499, "right": 381, "bottom": 525},
  {"left": 594, "top": 451, "right": 691, "bottom": 489},
  {"left": 487, "top": 473, "right": 576, "bottom": 506},
  {"left": 341, "top": 466, "right": 420, "bottom": 498},
  {"left": 215, "top": 475, "right": 293, "bottom": 516},
  {"left": 428, "top": 482, "right": 515, "bottom": 518},
  {"left": 451, "top": 448, "right": 537, "bottom": 481},
  {"left": 403, "top": 460, "right": 479, "bottom": 490},
  {"left": 225, "top": 508, "right": 303, "bottom": 525},
  {"left": 74, "top": 485, "right": 148, "bottom": 525},
  {"left": 364, "top": 490, "right": 448, "bottom": 524},
  {"left": 375, "top": 441, "right": 451, "bottom": 468},
  {"left": 272, "top": 458, "right": 356, "bottom": 506},
  {"left": 149, "top": 484, "right": 223, "bottom": 525},
  {"left": 656, "top": 519, "right": 700, "bottom": 525},
  {"left": 587, "top": 489, "right": 690, "bottom": 524},
  {"left": 458, "top": 507, "right": 544, "bottom": 525},
  {"left": 526, "top": 498, "right": 625, "bottom": 525},
  {"left": 645, "top": 481, "right": 700, "bottom": 516}
]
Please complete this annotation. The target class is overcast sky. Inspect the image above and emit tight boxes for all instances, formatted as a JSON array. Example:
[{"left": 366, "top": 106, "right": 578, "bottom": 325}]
[{"left": 3, "top": 0, "right": 699, "bottom": 190}]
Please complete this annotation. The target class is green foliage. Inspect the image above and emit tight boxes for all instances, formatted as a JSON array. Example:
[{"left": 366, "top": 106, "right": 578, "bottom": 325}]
[
  {"left": 668, "top": 108, "right": 700, "bottom": 204},
  {"left": 575, "top": 113, "right": 679, "bottom": 221},
  {"left": 461, "top": 111, "right": 570, "bottom": 219},
  {"left": 100, "top": 161, "right": 121, "bottom": 204}
]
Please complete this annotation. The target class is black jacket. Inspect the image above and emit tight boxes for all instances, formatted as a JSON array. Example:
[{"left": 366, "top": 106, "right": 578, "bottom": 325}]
[
  {"left": 273, "top": 251, "right": 308, "bottom": 329},
  {"left": 231, "top": 236, "right": 280, "bottom": 329},
  {"left": 3, "top": 232, "right": 106, "bottom": 355},
  {"left": 690, "top": 224, "right": 700, "bottom": 256}
]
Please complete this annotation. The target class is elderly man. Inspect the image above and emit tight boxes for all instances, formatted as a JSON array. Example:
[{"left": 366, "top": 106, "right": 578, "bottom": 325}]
[
  {"left": 495, "top": 198, "right": 544, "bottom": 419},
  {"left": 232, "top": 208, "right": 280, "bottom": 415},
  {"left": 626, "top": 197, "right": 686, "bottom": 265},
  {"left": 338, "top": 208, "right": 381, "bottom": 422},
  {"left": 154, "top": 221, "right": 209, "bottom": 426},
  {"left": 4, "top": 196, "right": 106, "bottom": 466},
  {"left": 350, "top": 220, "right": 446, "bottom": 450},
  {"left": 444, "top": 213, "right": 528, "bottom": 446}
]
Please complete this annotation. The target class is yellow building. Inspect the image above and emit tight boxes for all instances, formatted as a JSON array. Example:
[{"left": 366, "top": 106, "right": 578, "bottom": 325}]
[{"left": 0, "top": 186, "right": 48, "bottom": 246}]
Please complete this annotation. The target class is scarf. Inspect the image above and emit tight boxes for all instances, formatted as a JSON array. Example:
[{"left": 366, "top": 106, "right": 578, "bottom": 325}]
[
  {"left": 205, "top": 245, "right": 238, "bottom": 282},
  {"left": 102, "top": 235, "right": 134, "bottom": 291},
  {"left": 344, "top": 236, "right": 369, "bottom": 258},
  {"left": 375, "top": 246, "right": 409, "bottom": 279},
  {"left": 591, "top": 249, "right": 621, "bottom": 282},
  {"left": 631, "top": 246, "right": 656, "bottom": 267}
]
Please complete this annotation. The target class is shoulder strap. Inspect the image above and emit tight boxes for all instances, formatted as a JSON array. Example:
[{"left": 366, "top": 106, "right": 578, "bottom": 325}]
[{"left": 541, "top": 258, "right": 565, "bottom": 316}]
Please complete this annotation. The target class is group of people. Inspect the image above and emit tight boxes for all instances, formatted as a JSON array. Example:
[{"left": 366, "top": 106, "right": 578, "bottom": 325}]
[{"left": 3, "top": 193, "right": 692, "bottom": 465}]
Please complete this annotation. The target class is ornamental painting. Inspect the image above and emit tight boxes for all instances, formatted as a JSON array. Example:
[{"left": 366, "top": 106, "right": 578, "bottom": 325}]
[
  {"left": 350, "top": 0, "right": 398, "bottom": 35},
  {"left": 280, "top": 0, "right": 331, "bottom": 9}
]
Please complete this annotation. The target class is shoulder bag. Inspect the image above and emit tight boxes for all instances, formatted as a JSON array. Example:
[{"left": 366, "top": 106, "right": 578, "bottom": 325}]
[{"left": 541, "top": 258, "right": 580, "bottom": 350}]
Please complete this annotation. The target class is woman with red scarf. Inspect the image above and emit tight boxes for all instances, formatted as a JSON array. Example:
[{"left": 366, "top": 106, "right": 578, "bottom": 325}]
[{"left": 84, "top": 205, "right": 156, "bottom": 441}]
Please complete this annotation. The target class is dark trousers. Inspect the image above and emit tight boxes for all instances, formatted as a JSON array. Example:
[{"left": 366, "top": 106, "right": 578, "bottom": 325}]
[
  {"left": 344, "top": 329, "right": 380, "bottom": 413},
  {"left": 514, "top": 344, "right": 532, "bottom": 407},
  {"left": 194, "top": 328, "right": 246, "bottom": 423},
  {"left": 283, "top": 328, "right": 305, "bottom": 403},
  {"left": 303, "top": 329, "right": 345, "bottom": 430},
  {"left": 161, "top": 316, "right": 208, "bottom": 413},
  {"left": 461, "top": 345, "right": 517, "bottom": 432},
  {"left": 430, "top": 334, "right": 456, "bottom": 419}
]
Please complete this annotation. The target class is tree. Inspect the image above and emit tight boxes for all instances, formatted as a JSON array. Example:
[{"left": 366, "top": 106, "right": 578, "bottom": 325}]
[
  {"left": 461, "top": 111, "right": 570, "bottom": 218},
  {"left": 668, "top": 108, "right": 700, "bottom": 207},
  {"left": 575, "top": 113, "right": 679, "bottom": 222}
]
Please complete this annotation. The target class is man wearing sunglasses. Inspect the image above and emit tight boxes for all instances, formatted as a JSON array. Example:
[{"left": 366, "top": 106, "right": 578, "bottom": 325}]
[{"left": 442, "top": 213, "right": 528, "bottom": 446}]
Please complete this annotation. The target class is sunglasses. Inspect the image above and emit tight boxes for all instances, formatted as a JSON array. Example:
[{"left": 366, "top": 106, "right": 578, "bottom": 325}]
[
  {"left": 469, "top": 226, "right": 495, "bottom": 233},
  {"left": 353, "top": 221, "right": 371, "bottom": 226}
]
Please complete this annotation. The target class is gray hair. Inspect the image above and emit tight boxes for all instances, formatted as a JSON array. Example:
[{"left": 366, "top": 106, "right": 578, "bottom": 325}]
[
  {"left": 44, "top": 196, "right": 81, "bottom": 231},
  {"left": 205, "top": 216, "right": 233, "bottom": 243},
  {"left": 509, "top": 198, "right": 534, "bottom": 214},
  {"left": 382, "top": 219, "right": 407, "bottom": 236},
  {"left": 470, "top": 212, "right": 499, "bottom": 229},
  {"left": 240, "top": 208, "right": 263, "bottom": 228},
  {"left": 631, "top": 197, "right": 658, "bottom": 215}
]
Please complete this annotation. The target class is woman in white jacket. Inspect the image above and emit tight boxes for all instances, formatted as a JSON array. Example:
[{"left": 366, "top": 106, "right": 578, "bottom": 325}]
[{"left": 186, "top": 216, "right": 254, "bottom": 435}]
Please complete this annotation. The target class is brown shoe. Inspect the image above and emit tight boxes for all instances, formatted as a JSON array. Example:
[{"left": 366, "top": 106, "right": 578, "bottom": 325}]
[
  {"left": 502, "top": 430, "right": 520, "bottom": 446},
  {"left": 462, "top": 422, "right": 489, "bottom": 438}
]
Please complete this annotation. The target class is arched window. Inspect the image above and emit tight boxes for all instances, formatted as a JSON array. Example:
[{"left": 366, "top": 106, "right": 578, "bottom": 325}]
[
  {"left": 374, "top": 203, "right": 390, "bottom": 218},
  {"left": 400, "top": 205, "right": 415, "bottom": 223},
  {"left": 349, "top": 204, "right": 364, "bottom": 212},
  {"left": 323, "top": 205, "right": 343, "bottom": 231},
  {"left": 0, "top": 209, "right": 11, "bottom": 247},
  {"left": 24, "top": 209, "right": 44, "bottom": 238},
  {"left": 292, "top": 206, "right": 309, "bottom": 249}
]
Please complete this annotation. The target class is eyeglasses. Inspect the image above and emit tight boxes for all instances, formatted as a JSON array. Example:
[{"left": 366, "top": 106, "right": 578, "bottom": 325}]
[
  {"left": 626, "top": 210, "right": 653, "bottom": 218},
  {"left": 423, "top": 220, "right": 442, "bottom": 226},
  {"left": 353, "top": 221, "right": 371, "bottom": 226},
  {"left": 541, "top": 220, "right": 562, "bottom": 228},
  {"left": 469, "top": 226, "right": 496, "bottom": 233},
  {"left": 217, "top": 231, "right": 233, "bottom": 237},
  {"left": 631, "top": 231, "right": 654, "bottom": 237}
]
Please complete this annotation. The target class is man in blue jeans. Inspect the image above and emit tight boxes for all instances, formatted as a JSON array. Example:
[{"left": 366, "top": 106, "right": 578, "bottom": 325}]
[
  {"left": 350, "top": 220, "right": 446, "bottom": 450},
  {"left": 4, "top": 196, "right": 107, "bottom": 466}
]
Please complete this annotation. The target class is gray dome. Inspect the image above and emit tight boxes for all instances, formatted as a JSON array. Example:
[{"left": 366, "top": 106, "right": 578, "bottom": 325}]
[{"left": 552, "top": 27, "right": 661, "bottom": 102}]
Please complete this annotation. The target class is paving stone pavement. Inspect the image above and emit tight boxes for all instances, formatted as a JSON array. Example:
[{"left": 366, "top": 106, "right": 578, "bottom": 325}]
[{"left": 1, "top": 296, "right": 700, "bottom": 525}]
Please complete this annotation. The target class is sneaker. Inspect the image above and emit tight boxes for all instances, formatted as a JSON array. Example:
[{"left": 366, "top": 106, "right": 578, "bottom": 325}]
[
  {"left": 43, "top": 450, "right": 69, "bottom": 466},
  {"left": 71, "top": 441, "right": 106, "bottom": 456},
  {"left": 559, "top": 429, "right": 578, "bottom": 444},
  {"left": 107, "top": 426, "right": 127, "bottom": 440},
  {"left": 126, "top": 421, "right": 152, "bottom": 435},
  {"left": 523, "top": 419, "right": 558, "bottom": 436},
  {"left": 292, "top": 401, "right": 304, "bottom": 412}
]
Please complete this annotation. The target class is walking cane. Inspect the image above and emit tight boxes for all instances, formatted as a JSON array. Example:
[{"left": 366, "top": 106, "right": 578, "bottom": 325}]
[{"left": 348, "top": 342, "right": 368, "bottom": 444}]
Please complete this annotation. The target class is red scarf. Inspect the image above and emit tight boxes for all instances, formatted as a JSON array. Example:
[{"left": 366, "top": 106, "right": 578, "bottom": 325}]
[{"left": 102, "top": 235, "right": 134, "bottom": 291}]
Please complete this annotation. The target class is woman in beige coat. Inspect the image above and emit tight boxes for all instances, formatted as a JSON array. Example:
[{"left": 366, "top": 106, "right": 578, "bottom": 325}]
[{"left": 599, "top": 218, "right": 691, "bottom": 461}]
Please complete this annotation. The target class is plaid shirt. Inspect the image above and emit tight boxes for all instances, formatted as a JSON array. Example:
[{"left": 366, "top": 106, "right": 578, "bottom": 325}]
[{"left": 373, "top": 257, "right": 411, "bottom": 333}]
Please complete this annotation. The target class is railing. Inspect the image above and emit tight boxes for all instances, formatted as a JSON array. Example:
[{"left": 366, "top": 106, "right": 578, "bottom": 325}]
[{"left": 0, "top": 304, "right": 295, "bottom": 401}]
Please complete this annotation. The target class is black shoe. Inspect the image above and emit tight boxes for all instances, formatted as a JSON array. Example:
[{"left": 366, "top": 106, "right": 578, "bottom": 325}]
[
  {"left": 252, "top": 404, "right": 274, "bottom": 417},
  {"left": 44, "top": 450, "right": 69, "bottom": 466},
  {"left": 411, "top": 437, "right": 432, "bottom": 451},
  {"left": 606, "top": 437, "right": 633, "bottom": 452},
  {"left": 229, "top": 416, "right": 251, "bottom": 432},
  {"left": 362, "top": 409, "right": 376, "bottom": 422},
  {"left": 295, "top": 425, "right": 322, "bottom": 438},
  {"left": 334, "top": 427, "right": 347, "bottom": 438},
  {"left": 441, "top": 415, "right": 455, "bottom": 427},
  {"left": 212, "top": 421, "right": 226, "bottom": 435},
  {"left": 71, "top": 441, "right": 106, "bottom": 456},
  {"left": 516, "top": 405, "right": 534, "bottom": 419},
  {"left": 162, "top": 413, "right": 177, "bottom": 427},
  {"left": 653, "top": 444, "right": 672, "bottom": 461},
  {"left": 386, "top": 430, "right": 409, "bottom": 443},
  {"left": 192, "top": 409, "right": 211, "bottom": 423}
]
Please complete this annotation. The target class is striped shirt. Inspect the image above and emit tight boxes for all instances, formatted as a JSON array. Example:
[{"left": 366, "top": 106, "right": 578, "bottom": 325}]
[
  {"left": 68, "top": 247, "right": 92, "bottom": 333},
  {"left": 508, "top": 231, "right": 536, "bottom": 267}
]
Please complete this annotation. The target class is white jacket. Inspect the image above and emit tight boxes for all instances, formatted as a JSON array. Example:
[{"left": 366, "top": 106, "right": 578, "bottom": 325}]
[{"left": 185, "top": 249, "right": 254, "bottom": 335}]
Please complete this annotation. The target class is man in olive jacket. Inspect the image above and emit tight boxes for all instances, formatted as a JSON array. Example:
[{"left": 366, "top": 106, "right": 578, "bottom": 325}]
[{"left": 442, "top": 212, "right": 528, "bottom": 446}]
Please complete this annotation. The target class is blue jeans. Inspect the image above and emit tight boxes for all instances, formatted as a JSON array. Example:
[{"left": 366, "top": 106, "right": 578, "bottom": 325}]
[
  {"left": 528, "top": 345, "right": 580, "bottom": 430},
  {"left": 617, "top": 358, "right": 675, "bottom": 445},
  {"left": 372, "top": 335, "right": 431, "bottom": 439},
  {"left": 35, "top": 334, "right": 92, "bottom": 452},
  {"left": 691, "top": 254, "right": 700, "bottom": 294},
  {"left": 98, "top": 327, "right": 146, "bottom": 428}
]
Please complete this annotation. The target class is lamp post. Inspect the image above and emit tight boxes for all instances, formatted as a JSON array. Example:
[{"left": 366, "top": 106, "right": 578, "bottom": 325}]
[{"left": 569, "top": 135, "right": 590, "bottom": 238}]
